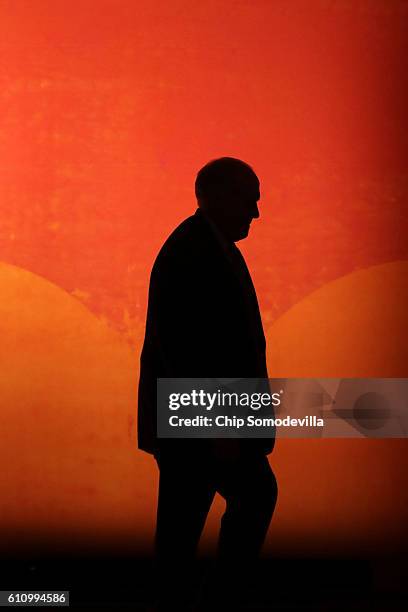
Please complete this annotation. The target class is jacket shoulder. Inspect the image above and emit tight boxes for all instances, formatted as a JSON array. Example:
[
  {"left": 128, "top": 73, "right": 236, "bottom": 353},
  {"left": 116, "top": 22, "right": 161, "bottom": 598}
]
[{"left": 152, "top": 212, "right": 215, "bottom": 273}]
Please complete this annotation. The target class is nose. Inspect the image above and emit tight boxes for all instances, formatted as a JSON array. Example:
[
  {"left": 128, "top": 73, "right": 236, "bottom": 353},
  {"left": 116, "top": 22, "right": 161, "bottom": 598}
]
[{"left": 252, "top": 202, "right": 260, "bottom": 219}]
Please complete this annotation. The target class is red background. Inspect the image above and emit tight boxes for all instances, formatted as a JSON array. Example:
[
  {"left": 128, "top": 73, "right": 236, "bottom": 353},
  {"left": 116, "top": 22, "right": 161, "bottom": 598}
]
[{"left": 0, "top": 0, "right": 407, "bottom": 557}]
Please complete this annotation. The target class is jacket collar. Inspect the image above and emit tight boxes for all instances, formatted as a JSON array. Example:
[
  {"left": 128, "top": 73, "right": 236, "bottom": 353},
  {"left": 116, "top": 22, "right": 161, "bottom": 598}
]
[{"left": 194, "top": 208, "right": 233, "bottom": 256}]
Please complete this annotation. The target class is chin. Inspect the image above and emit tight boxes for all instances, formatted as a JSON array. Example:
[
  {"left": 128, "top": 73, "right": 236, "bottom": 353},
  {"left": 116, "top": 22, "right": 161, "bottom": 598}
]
[{"left": 234, "top": 229, "right": 249, "bottom": 242}]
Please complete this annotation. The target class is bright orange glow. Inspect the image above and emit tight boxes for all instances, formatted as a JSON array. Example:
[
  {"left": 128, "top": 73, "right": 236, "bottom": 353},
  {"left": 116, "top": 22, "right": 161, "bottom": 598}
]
[
  {"left": 0, "top": 262, "right": 152, "bottom": 554},
  {"left": 0, "top": 261, "right": 407, "bottom": 556},
  {"left": 264, "top": 261, "right": 408, "bottom": 556}
]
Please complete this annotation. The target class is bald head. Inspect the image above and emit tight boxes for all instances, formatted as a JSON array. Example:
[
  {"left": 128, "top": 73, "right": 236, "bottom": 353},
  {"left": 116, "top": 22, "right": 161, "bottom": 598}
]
[{"left": 195, "top": 157, "right": 261, "bottom": 242}]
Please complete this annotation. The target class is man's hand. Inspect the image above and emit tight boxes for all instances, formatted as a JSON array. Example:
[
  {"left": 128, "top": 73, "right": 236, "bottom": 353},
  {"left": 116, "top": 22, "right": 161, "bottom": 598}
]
[{"left": 211, "top": 438, "right": 242, "bottom": 463}]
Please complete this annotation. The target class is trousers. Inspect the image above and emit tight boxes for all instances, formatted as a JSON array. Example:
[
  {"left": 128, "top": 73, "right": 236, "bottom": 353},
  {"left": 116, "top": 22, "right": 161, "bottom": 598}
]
[{"left": 153, "top": 446, "right": 278, "bottom": 609}]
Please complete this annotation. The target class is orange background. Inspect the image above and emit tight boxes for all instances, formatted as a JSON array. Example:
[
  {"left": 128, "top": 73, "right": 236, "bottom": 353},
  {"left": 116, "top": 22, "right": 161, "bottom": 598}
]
[{"left": 0, "top": 0, "right": 407, "bottom": 557}]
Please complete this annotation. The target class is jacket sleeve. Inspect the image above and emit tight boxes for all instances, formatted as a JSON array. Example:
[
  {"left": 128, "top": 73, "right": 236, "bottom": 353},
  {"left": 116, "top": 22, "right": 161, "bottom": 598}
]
[{"left": 137, "top": 250, "right": 221, "bottom": 455}]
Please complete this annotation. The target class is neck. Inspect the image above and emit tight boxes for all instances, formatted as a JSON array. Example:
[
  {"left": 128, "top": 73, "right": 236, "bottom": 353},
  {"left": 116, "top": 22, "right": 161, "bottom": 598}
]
[{"left": 198, "top": 206, "right": 233, "bottom": 243}]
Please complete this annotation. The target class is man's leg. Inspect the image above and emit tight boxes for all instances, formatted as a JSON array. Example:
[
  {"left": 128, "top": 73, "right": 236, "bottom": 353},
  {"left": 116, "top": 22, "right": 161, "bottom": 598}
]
[
  {"left": 208, "top": 452, "right": 278, "bottom": 607},
  {"left": 217, "top": 452, "right": 277, "bottom": 559},
  {"left": 154, "top": 452, "right": 216, "bottom": 610}
]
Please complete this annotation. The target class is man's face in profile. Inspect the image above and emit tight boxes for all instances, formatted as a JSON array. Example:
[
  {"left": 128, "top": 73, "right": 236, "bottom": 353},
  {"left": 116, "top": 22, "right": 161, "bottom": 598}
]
[
  {"left": 228, "top": 177, "right": 260, "bottom": 241},
  {"left": 210, "top": 174, "right": 261, "bottom": 242}
]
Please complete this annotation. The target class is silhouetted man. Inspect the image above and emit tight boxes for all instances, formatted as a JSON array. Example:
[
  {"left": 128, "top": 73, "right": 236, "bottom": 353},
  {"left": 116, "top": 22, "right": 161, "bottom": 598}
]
[{"left": 138, "top": 157, "right": 277, "bottom": 610}]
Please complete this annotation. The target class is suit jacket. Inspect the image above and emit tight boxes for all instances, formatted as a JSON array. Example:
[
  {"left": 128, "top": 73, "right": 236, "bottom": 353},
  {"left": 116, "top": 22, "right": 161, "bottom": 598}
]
[{"left": 138, "top": 208, "right": 275, "bottom": 456}]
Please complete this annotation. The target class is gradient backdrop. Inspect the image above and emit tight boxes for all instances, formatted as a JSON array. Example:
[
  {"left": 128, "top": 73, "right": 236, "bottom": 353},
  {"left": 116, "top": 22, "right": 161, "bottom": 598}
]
[{"left": 0, "top": 0, "right": 407, "bottom": 558}]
